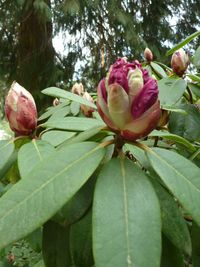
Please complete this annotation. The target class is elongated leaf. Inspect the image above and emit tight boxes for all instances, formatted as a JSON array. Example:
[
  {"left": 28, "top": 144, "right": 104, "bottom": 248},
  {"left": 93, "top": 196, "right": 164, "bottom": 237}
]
[
  {"left": 42, "top": 220, "right": 71, "bottom": 267},
  {"left": 147, "top": 148, "right": 200, "bottom": 226},
  {"left": 150, "top": 62, "right": 167, "bottom": 78},
  {"left": 166, "top": 31, "right": 200, "bottom": 56},
  {"left": 188, "top": 83, "right": 200, "bottom": 98},
  {"left": 38, "top": 102, "right": 70, "bottom": 121},
  {"left": 33, "top": 260, "right": 45, "bottom": 267},
  {"left": 161, "top": 235, "right": 184, "bottom": 267},
  {"left": 0, "top": 142, "right": 105, "bottom": 249},
  {"left": 70, "top": 210, "right": 93, "bottom": 267},
  {"left": 18, "top": 140, "right": 55, "bottom": 178},
  {"left": 42, "top": 87, "right": 97, "bottom": 109},
  {"left": 41, "top": 130, "right": 76, "bottom": 146},
  {"left": 192, "top": 222, "right": 200, "bottom": 267},
  {"left": 150, "top": 176, "right": 191, "bottom": 255},
  {"left": 93, "top": 158, "right": 161, "bottom": 267},
  {"left": 42, "top": 117, "right": 105, "bottom": 131},
  {"left": 158, "top": 77, "right": 186, "bottom": 106},
  {"left": 149, "top": 130, "right": 196, "bottom": 152},
  {"left": 187, "top": 74, "right": 200, "bottom": 83},
  {"left": 193, "top": 46, "right": 200, "bottom": 68},
  {"left": 0, "top": 140, "right": 15, "bottom": 174}
]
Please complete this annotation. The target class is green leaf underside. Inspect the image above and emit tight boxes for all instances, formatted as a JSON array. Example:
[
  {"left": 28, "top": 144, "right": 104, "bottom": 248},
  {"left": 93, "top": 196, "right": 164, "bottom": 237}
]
[
  {"left": 41, "top": 130, "right": 76, "bottom": 146},
  {"left": 18, "top": 140, "right": 55, "bottom": 178},
  {"left": 150, "top": 62, "right": 167, "bottom": 78},
  {"left": 42, "top": 117, "right": 105, "bottom": 131},
  {"left": 147, "top": 148, "right": 200, "bottom": 226},
  {"left": 93, "top": 158, "right": 161, "bottom": 267},
  {"left": 0, "top": 142, "right": 105, "bottom": 249},
  {"left": 42, "top": 87, "right": 97, "bottom": 109},
  {"left": 158, "top": 77, "right": 186, "bottom": 106},
  {"left": 149, "top": 130, "right": 196, "bottom": 152},
  {"left": 166, "top": 31, "right": 200, "bottom": 56}
]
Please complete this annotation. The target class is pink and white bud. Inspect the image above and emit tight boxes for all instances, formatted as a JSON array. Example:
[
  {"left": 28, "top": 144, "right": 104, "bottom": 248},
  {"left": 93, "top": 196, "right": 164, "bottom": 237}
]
[
  {"left": 4, "top": 82, "right": 37, "bottom": 136},
  {"left": 80, "top": 91, "right": 95, "bottom": 117},
  {"left": 71, "top": 82, "right": 84, "bottom": 95},
  {"left": 171, "top": 48, "right": 189, "bottom": 76},
  {"left": 97, "top": 58, "right": 161, "bottom": 140},
  {"left": 144, "top": 48, "right": 153, "bottom": 62}
]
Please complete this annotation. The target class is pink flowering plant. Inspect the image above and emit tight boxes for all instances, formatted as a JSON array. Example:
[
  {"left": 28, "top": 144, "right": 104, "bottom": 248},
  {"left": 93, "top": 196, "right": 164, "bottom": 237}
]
[{"left": 0, "top": 32, "right": 200, "bottom": 267}]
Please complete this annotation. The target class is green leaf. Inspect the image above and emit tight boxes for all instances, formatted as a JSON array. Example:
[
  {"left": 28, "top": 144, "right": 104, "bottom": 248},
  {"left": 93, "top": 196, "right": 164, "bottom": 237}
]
[
  {"left": 93, "top": 158, "right": 161, "bottom": 267},
  {"left": 150, "top": 176, "right": 191, "bottom": 255},
  {"left": 166, "top": 30, "right": 200, "bottom": 56},
  {"left": 18, "top": 140, "right": 55, "bottom": 178},
  {"left": 192, "top": 222, "right": 200, "bottom": 267},
  {"left": 38, "top": 102, "right": 69, "bottom": 121},
  {"left": 0, "top": 141, "right": 15, "bottom": 177},
  {"left": 149, "top": 130, "right": 196, "bottom": 152},
  {"left": 161, "top": 235, "right": 184, "bottom": 267},
  {"left": 124, "top": 144, "right": 150, "bottom": 169},
  {"left": 161, "top": 105, "right": 187, "bottom": 114},
  {"left": 42, "top": 220, "right": 71, "bottom": 267},
  {"left": 193, "top": 46, "right": 200, "bottom": 68},
  {"left": 42, "top": 117, "right": 105, "bottom": 131},
  {"left": 187, "top": 74, "right": 200, "bottom": 83},
  {"left": 70, "top": 101, "right": 80, "bottom": 116},
  {"left": 41, "top": 130, "right": 76, "bottom": 147},
  {"left": 147, "top": 148, "right": 200, "bottom": 226},
  {"left": 158, "top": 77, "right": 187, "bottom": 106},
  {"left": 42, "top": 87, "right": 97, "bottom": 109},
  {"left": 0, "top": 142, "right": 105, "bottom": 249},
  {"left": 150, "top": 62, "right": 167, "bottom": 78},
  {"left": 33, "top": 260, "right": 45, "bottom": 267},
  {"left": 188, "top": 83, "right": 200, "bottom": 98},
  {"left": 70, "top": 210, "right": 94, "bottom": 267},
  {"left": 169, "top": 103, "right": 200, "bottom": 142}
]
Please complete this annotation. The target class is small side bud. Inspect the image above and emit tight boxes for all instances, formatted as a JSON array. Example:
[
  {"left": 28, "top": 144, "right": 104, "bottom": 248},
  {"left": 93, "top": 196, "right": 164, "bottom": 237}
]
[
  {"left": 144, "top": 48, "right": 153, "bottom": 62},
  {"left": 71, "top": 82, "right": 84, "bottom": 95},
  {"left": 171, "top": 48, "right": 189, "bottom": 76},
  {"left": 53, "top": 98, "right": 60, "bottom": 106},
  {"left": 80, "top": 91, "right": 95, "bottom": 117}
]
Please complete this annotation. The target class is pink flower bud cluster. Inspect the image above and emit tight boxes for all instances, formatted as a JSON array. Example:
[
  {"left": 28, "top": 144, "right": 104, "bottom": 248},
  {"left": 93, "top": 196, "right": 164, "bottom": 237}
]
[{"left": 97, "top": 58, "right": 161, "bottom": 140}]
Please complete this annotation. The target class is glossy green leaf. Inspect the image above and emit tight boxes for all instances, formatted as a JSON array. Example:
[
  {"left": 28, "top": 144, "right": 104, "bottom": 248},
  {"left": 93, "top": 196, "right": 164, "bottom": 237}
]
[
  {"left": 166, "top": 30, "right": 200, "bottom": 56},
  {"left": 18, "top": 140, "right": 55, "bottom": 178},
  {"left": 42, "top": 117, "right": 105, "bottom": 131},
  {"left": 70, "top": 210, "right": 93, "bottom": 267},
  {"left": 93, "top": 158, "right": 161, "bottom": 267},
  {"left": 0, "top": 142, "right": 105, "bottom": 249},
  {"left": 42, "top": 87, "right": 97, "bottom": 109},
  {"left": 41, "top": 130, "right": 76, "bottom": 146},
  {"left": 42, "top": 220, "right": 71, "bottom": 267},
  {"left": 193, "top": 46, "right": 200, "bottom": 68},
  {"left": 150, "top": 62, "right": 167, "bottom": 78},
  {"left": 149, "top": 130, "right": 196, "bottom": 152},
  {"left": 161, "top": 105, "right": 187, "bottom": 114},
  {"left": 47, "top": 106, "right": 70, "bottom": 121},
  {"left": 124, "top": 144, "right": 150, "bottom": 169},
  {"left": 0, "top": 141, "right": 15, "bottom": 176},
  {"left": 169, "top": 103, "right": 200, "bottom": 141},
  {"left": 147, "top": 148, "right": 200, "bottom": 226},
  {"left": 192, "top": 222, "right": 200, "bottom": 267},
  {"left": 161, "top": 235, "right": 184, "bottom": 267},
  {"left": 158, "top": 77, "right": 186, "bottom": 106},
  {"left": 150, "top": 177, "right": 191, "bottom": 255}
]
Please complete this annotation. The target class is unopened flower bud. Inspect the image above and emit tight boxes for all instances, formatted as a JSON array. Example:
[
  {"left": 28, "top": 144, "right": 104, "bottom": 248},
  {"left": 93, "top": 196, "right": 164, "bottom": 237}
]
[
  {"left": 97, "top": 58, "right": 161, "bottom": 140},
  {"left": 71, "top": 82, "right": 84, "bottom": 95},
  {"left": 144, "top": 48, "right": 153, "bottom": 62},
  {"left": 53, "top": 98, "right": 60, "bottom": 106},
  {"left": 171, "top": 48, "right": 189, "bottom": 76},
  {"left": 80, "top": 91, "right": 95, "bottom": 117},
  {"left": 4, "top": 82, "right": 37, "bottom": 136}
]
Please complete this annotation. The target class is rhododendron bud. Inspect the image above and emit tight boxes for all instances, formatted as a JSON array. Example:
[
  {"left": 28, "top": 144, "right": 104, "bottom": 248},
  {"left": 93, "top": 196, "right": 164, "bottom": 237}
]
[
  {"left": 144, "top": 48, "right": 153, "bottom": 62},
  {"left": 97, "top": 58, "right": 161, "bottom": 140},
  {"left": 80, "top": 91, "right": 95, "bottom": 117},
  {"left": 71, "top": 82, "right": 84, "bottom": 95},
  {"left": 171, "top": 48, "right": 189, "bottom": 76},
  {"left": 4, "top": 82, "right": 37, "bottom": 136}
]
